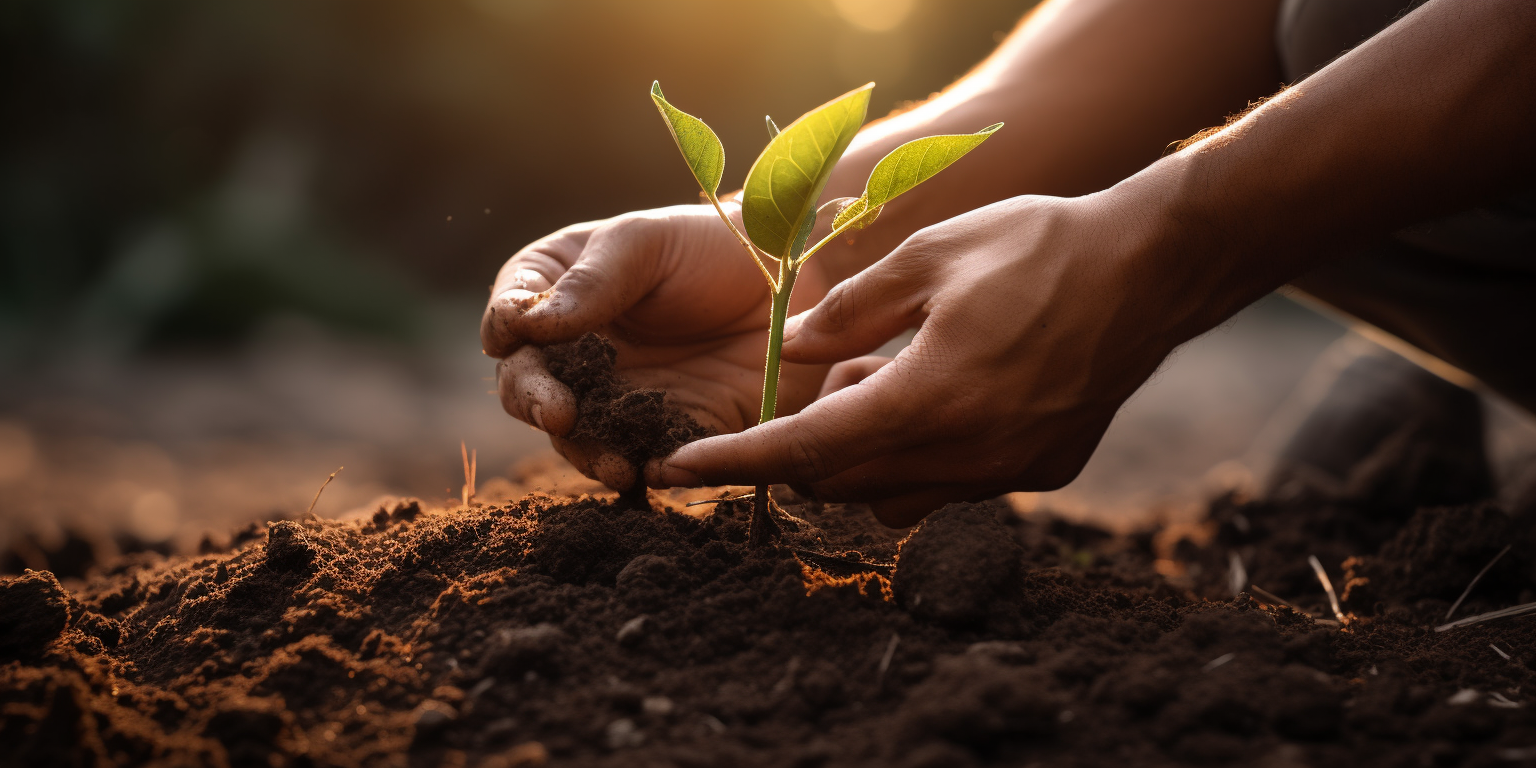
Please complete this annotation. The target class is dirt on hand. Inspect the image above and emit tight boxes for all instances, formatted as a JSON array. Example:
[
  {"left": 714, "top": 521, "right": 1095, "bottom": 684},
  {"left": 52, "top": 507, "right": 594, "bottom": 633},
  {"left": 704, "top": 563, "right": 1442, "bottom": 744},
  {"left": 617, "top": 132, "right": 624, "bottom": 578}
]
[
  {"left": 7, "top": 474, "right": 1536, "bottom": 767},
  {"left": 542, "top": 334, "right": 710, "bottom": 470}
]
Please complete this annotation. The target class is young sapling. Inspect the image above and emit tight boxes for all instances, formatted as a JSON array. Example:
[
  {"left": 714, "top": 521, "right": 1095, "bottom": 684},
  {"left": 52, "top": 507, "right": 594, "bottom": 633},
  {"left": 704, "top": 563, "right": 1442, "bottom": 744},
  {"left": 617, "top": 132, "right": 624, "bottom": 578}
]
[{"left": 651, "top": 81, "right": 1000, "bottom": 544}]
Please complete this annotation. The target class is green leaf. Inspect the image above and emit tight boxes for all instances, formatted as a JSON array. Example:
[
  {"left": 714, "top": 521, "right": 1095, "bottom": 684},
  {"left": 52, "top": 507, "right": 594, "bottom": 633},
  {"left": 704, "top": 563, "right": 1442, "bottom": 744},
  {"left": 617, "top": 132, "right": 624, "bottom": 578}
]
[
  {"left": 742, "top": 83, "right": 873, "bottom": 260},
  {"left": 863, "top": 123, "right": 1002, "bottom": 208},
  {"left": 765, "top": 115, "right": 780, "bottom": 139},
  {"left": 651, "top": 81, "right": 725, "bottom": 200},
  {"left": 830, "top": 196, "right": 882, "bottom": 232}
]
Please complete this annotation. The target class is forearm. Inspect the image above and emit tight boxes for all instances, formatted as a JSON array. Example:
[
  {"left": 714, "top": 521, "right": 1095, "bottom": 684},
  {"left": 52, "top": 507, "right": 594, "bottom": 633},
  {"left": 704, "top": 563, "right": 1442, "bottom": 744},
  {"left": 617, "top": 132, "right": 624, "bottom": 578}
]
[
  {"left": 815, "top": 0, "right": 1282, "bottom": 283},
  {"left": 1141, "top": 0, "right": 1536, "bottom": 342}
]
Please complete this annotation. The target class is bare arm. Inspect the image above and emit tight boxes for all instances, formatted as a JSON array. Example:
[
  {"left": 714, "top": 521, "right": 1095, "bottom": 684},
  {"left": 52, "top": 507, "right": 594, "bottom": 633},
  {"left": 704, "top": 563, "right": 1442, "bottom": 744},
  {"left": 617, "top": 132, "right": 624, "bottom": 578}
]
[
  {"left": 812, "top": 0, "right": 1285, "bottom": 285},
  {"left": 658, "top": 0, "right": 1536, "bottom": 524},
  {"left": 1146, "top": 0, "right": 1536, "bottom": 343}
]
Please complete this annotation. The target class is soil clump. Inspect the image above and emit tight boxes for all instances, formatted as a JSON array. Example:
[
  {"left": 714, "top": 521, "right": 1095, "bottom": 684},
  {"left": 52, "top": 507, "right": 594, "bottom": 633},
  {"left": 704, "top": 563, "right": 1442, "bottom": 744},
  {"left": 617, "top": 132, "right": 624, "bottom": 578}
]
[
  {"left": 542, "top": 334, "right": 709, "bottom": 469},
  {"left": 5, "top": 477, "right": 1536, "bottom": 767}
]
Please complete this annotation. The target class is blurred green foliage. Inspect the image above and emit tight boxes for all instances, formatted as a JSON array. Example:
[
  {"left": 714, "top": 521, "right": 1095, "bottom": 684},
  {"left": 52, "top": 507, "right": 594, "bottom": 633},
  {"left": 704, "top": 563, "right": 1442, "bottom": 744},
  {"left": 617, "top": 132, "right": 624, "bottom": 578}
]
[{"left": 1, "top": 0, "right": 1034, "bottom": 360}]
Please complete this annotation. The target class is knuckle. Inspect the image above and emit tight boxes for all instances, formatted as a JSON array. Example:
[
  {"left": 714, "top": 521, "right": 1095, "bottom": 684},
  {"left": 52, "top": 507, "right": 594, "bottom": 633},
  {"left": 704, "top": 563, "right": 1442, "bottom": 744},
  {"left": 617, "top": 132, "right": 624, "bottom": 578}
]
[
  {"left": 783, "top": 433, "right": 839, "bottom": 484},
  {"left": 600, "top": 214, "right": 656, "bottom": 245},
  {"left": 901, "top": 224, "right": 946, "bottom": 258},
  {"left": 816, "top": 286, "right": 854, "bottom": 334}
]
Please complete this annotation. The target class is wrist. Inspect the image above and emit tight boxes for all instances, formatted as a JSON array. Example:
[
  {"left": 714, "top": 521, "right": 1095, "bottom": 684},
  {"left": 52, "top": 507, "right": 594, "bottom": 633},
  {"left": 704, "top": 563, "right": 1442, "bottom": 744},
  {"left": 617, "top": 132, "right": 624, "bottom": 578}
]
[{"left": 1115, "top": 151, "right": 1312, "bottom": 343}]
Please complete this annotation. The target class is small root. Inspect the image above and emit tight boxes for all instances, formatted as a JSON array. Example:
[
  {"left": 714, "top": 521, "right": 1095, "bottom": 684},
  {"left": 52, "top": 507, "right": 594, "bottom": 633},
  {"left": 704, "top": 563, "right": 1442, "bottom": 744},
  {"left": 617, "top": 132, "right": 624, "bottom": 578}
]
[{"left": 749, "top": 484, "right": 780, "bottom": 548}]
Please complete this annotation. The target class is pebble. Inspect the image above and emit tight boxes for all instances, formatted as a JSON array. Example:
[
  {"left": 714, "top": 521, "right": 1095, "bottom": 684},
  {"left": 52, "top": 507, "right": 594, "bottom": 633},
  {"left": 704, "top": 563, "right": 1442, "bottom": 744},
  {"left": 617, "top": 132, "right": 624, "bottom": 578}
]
[
  {"left": 264, "top": 521, "right": 317, "bottom": 572},
  {"left": 0, "top": 570, "right": 72, "bottom": 658},
  {"left": 606, "top": 718, "right": 644, "bottom": 749},
  {"left": 412, "top": 699, "right": 457, "bottom": 730},
  {"left": 616, "top": 615, "right": 649, "bottom": 646},
  {"left": 642, "top": 696, "right": 674, "bottom": 716},
  {"left": 479, "top": 623, "right": 568, "bottom": 676}
]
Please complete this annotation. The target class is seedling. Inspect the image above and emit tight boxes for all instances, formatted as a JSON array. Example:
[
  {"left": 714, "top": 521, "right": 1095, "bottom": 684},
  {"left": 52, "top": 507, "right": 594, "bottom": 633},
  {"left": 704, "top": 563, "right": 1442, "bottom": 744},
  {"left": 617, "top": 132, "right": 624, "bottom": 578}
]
[{"left": 651, "top": 81, "right": 1000, "bottom": 544}]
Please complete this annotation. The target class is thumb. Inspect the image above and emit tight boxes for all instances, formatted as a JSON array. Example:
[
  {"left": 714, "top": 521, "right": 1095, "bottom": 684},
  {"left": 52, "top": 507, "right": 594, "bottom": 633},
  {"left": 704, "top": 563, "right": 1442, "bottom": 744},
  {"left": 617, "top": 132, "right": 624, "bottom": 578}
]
[
  {"left": 782, "top": 243, "right": 932, "bottom": 365},
  {"left": 516, "top": 217, "right": 665, "bottom": 346}
]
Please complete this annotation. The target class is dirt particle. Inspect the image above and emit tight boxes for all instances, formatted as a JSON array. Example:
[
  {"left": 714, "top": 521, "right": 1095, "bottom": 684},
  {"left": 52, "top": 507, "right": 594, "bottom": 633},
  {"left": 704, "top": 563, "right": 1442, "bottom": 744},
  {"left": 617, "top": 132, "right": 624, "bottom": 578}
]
[
  {"left": 606, "top": 717, "right": 644, "bottom": 749},
  {"left": 0, "top": 570, "right": 72, "bottom": 658},
  {"left": 616, "top": 615, "right": 649, "bottom": 647},
  {"left": 263, "top": 521, "right": 316, "bottom": 572},
  {"left": 479, "top": 623, "right": 569, "bottom": 678}
]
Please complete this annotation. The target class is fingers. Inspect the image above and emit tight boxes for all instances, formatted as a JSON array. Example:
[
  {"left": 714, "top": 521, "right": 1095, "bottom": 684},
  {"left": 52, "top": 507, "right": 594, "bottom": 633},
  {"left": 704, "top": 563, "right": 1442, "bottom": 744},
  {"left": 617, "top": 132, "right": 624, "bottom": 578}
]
[
  {"left": 482, "top": 231, "right": 585, "bottom": 358},
  {"left": 817, "top": 356, "right": 894, "bottom": 399},
  {"left": 657, "top": 361, "right": 930, "bottom": 489},
  {"left": 551, "top": 436, "right": 640, "bottom": 492},
  {"left": 497, "top": 346, "right": 577, "bottom": 437},
  {"left": 780, "top": 234, "right": 934, "bottom": 365},
  {"left": 516, "top": 217, "right": 663, "bottom": 346},
  {"left": 482, "top": 273, "right": 553, "bottom": 358},
  {"left": 591, "top": 452, "right": 638, "bottom": 491},
  {"left": 551, "top": 435, "right": 595, "bottom": 477}
]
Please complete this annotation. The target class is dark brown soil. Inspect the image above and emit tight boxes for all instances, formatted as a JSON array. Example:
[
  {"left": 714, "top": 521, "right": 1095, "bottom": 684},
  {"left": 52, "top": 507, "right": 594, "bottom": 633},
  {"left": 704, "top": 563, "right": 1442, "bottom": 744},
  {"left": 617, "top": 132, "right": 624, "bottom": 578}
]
[
  {"left": 7, "top": 477, "right": 1536, "bottom": 768},
  {"left": 542, "top": 334, "right": 710, "bottom": 469}
]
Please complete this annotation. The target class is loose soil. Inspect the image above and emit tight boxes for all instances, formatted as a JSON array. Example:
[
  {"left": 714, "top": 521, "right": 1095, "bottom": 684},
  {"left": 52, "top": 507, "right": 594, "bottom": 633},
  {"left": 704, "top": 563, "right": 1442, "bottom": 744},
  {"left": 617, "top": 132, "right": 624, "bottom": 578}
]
[
  {"left": 6, "top": 473, "right": 1536, "bottom": 767},
  {"left": 6, "top": 338, "right": 1536, "bottom": 766},
  {"left": 542, "top": 334, "right": 710, "bottom": 470}
]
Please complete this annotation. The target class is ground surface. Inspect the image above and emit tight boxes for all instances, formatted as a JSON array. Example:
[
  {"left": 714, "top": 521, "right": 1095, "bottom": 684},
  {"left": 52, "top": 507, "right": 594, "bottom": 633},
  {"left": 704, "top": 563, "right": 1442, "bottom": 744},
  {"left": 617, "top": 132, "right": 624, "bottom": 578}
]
[
  {"left": 5, "top": 473, "right": 1536, "bottom": 768},
  {"left": 0, "top": 294, "right": 1360, "bottom": 565}
]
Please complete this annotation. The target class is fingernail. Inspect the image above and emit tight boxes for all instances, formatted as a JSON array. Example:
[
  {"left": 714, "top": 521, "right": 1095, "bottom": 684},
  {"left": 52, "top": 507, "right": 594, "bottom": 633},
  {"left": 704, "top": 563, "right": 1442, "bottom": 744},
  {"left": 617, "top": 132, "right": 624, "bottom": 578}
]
[
  {"left": 658, "top": 462, "right": 702, "bottom": 488},
  {"left": 512, "top": 268, "right": 542, "bottom": 289},
  {"left": 781, "top": 314, "right": 803, "bottom": 343},
  {"left": 530, "top": 404, "right": 546, "bottom": 431}
]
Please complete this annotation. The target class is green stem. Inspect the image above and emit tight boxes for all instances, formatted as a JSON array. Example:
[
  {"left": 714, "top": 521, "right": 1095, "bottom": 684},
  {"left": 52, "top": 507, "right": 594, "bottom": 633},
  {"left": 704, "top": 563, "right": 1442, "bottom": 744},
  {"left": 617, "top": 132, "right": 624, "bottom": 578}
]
[
  {"left": 751, "top": 259, "right": 797, "bottom": 548},
  {"left": 758, "top": 266, "right": 797, "bottom": 424},
  {"left": 795, "top": 204, "right": 874, "bottom": 268}
]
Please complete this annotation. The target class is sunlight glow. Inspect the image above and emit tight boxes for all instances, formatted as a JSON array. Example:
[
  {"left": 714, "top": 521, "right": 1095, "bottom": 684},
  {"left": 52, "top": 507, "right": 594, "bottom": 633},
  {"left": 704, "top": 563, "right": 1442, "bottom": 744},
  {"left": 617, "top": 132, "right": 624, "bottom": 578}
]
[{"left": 830, "top": 0, "right": 917, "bottom": 33}]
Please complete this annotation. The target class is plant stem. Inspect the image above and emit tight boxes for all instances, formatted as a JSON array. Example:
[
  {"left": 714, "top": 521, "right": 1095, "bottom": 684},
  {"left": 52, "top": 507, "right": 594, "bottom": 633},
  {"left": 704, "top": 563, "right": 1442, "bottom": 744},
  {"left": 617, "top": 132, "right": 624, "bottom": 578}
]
[
  {"left": 758, "top": 268, "right": 796, "bottom": 424},
  {"left": 705, "top": 196, "right": 779, "bottom": 291},
  {"left": 750, "top": 264, "right": 797, "bottom": 547},
  {"left": 796, "top": 203, "right": 874, "bottom": 268}
]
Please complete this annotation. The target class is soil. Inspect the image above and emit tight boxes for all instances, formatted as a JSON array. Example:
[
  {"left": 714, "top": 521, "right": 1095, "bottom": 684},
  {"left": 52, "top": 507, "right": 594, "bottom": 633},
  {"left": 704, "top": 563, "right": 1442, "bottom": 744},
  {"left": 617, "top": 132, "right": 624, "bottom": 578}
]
[
  {"left": 542, "top": 334, "right": 710, "bottom": 470},
  {"left": 7, "top": 466, "right": 1536, "bottom": 768},
  {"left": 7, "top": 340, "right": 1536, "bottom": 767}
]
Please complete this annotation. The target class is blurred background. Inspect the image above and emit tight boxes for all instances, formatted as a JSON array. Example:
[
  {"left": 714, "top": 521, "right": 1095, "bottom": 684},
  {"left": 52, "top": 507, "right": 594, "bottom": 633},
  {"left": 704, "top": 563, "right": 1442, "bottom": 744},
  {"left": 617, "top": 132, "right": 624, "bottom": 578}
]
[{"left": 4, "top": 0, "right": 1530, "bottom": 576}]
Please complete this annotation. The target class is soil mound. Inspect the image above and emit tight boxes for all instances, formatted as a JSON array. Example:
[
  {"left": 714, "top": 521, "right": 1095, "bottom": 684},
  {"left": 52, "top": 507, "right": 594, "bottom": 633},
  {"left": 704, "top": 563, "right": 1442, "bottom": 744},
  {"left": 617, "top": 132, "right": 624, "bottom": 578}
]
[
  {"left": 543, "top": 334, "right": 709, "bottom": 467},
  {"left": 5, "top": 487, "right": 1536, "bottom": 767}
]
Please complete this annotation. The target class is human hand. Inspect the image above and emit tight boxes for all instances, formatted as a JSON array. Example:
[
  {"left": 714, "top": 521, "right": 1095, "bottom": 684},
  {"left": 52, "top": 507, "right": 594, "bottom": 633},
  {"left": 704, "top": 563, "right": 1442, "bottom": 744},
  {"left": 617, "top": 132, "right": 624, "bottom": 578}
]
[
  {"left": 481, "top": 203, "right": 833, "bottom": 491},
  {"left": 656, "top": 189, "right": 1203, "bottom": 526}
]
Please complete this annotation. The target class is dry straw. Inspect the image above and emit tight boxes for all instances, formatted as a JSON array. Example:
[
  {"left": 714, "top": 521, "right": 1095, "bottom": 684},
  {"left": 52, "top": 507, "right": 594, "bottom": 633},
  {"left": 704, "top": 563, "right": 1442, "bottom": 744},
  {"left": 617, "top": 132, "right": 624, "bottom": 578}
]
[
  {"left": 1308, "top": 555, "right": 1347, "bottom": 624},
  {"left": 1445, "top": 544, "right": 1511, "bottom": 621}
]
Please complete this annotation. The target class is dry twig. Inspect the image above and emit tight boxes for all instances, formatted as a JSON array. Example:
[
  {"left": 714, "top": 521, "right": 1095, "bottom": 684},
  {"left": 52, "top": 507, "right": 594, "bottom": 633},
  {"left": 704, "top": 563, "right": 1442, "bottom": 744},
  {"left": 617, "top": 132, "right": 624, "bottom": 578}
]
[
  {"left": 304, "top": 467, "right": 344, "bottom": 517},
  {"left": 1435, "top": 601, "right": 1536, "bottom": 632},
  {"left": 1250, "top": 585, "right": 1309, "bottom": 617},
  {"left": 1202, "top": 652, "right": 1235, "bottom": 672},
  {"left": 461, "top": 442, "right": 477, "bottom": 507},
  {"left": 1308, "top": 555, "right": 1346, "bottom": 624},
  {"left": 685, "top": 493, "right": 754, "bottom": 507},
  {"left": 1446, "top": 544, "right": 1511, "bottom": 621},
  {"left": 877, "top": 633, "right": 900, "bottom": 686},
  {"left": 1227, "top": 552, "right": 1248, "bottom": 597}
]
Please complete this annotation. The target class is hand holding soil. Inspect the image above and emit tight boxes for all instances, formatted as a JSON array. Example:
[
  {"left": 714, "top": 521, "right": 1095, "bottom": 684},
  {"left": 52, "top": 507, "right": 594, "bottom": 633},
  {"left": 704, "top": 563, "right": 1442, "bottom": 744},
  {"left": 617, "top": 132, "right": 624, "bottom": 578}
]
[
  {"left": 480, "top": 204, "right": 832, "bottom": 490},
  {"left": 659, "top": 191, "right": 1187, "bottom": 526}
]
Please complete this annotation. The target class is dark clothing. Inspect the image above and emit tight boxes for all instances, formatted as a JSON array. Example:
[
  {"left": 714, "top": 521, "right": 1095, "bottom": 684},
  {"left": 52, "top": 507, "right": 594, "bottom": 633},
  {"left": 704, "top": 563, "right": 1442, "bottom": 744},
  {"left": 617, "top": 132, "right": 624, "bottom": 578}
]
[{"left": 1276, "top": 0, "right": 1536, "bottom": 413}]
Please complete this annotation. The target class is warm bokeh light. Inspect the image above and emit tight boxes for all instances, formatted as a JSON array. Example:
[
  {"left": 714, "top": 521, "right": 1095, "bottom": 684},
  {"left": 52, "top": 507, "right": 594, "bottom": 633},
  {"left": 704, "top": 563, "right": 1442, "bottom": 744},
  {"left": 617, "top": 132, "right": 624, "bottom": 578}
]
[{"left": 831, "top": 0, "right": 918, "bottom": 32}]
